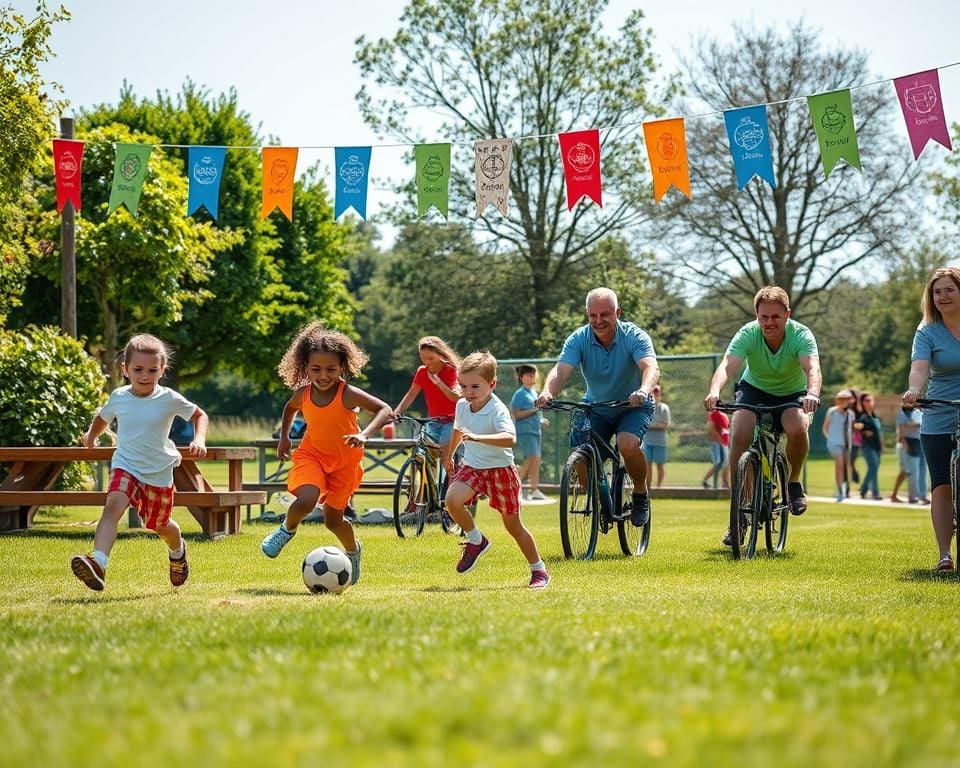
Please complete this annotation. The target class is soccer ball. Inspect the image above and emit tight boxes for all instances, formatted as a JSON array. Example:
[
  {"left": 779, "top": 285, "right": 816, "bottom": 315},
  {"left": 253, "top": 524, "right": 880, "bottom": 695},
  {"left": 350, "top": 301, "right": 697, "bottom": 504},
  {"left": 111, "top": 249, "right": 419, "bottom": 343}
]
[{"left": 301, "top": 546, "right": 353, "bottom": 594}]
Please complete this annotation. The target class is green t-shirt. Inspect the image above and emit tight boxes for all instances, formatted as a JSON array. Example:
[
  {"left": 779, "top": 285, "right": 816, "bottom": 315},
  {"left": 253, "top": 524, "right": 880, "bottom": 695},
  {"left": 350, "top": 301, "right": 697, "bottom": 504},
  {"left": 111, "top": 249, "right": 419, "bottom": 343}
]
[{"left": 726, "top": 319, "right": 818, "bottom": 396}]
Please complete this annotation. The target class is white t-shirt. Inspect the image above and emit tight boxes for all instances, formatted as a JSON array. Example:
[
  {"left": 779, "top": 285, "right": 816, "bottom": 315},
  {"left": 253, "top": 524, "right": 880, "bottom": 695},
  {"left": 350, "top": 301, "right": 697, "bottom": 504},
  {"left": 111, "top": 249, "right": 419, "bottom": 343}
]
[
  {"left": 98, "top": 385, "right": 198, "bottom": 487},
  {"left": 454, "top": 394, "right": 515, "bottom": 469}
]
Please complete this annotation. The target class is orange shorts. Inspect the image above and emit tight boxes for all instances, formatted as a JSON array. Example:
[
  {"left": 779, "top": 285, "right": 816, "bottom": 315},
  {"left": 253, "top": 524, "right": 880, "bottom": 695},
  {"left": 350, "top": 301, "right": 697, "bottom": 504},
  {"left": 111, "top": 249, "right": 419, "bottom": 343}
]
[
  {"left": 287, "top": 444, "right": 364, "bottom": 510},
  {"left": 108, "top": 468, "right": 174, "bottom": 531}
]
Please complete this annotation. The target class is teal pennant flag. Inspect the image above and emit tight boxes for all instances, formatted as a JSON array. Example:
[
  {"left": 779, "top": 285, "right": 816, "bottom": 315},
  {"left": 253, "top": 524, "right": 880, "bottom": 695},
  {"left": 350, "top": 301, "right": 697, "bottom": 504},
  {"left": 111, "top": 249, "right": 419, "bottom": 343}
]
[
  {"left": 415, "top": 143, "right": 450, "bottom": 218},
  {"left": 107, "top": 143, "right": 152, "bottom": 217},
  {"left": 723, "top": 105, "right": 776, "bottom": 189},
  {"left": 807, "top": 89, "right": 862, "bottom": 178},
  {"left": 187, "top": 146, "right": 225, "bottom": 219}
]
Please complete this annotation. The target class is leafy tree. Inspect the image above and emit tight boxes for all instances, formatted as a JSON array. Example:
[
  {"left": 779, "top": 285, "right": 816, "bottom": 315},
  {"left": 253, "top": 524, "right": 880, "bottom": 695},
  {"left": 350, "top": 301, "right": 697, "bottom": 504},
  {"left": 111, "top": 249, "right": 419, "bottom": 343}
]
[
  {"left": 355, "top": 0, "right": 670, "bottom": 335},
  {"left": 657, "top": 22, "right": 921, "bottom": 316},
  {"left": 0, "top": 1, "right": 68, "bottom": 324}
]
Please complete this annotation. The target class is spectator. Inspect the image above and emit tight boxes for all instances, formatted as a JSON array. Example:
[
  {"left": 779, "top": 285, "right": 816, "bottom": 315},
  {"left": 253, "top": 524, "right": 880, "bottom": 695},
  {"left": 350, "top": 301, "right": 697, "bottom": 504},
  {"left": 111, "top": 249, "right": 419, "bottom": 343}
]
[
  {"left": 702, "top": 408, "right": 730, "bottom": 489},
  {"left": 642, "top": 385, "right": 671, "bottom": 488},
  {"left": 510, "top": 364, "right": 550, "bottom": 501},
  {"left": 854, "top": 391, "right": 883, "bottom": 500},
  {"left": 891, "top": 405, "right": 923, "bottom": 503},
  {"left": 848, "top": 387, "right": 863, "bottom": 484},
  {"left": 822, "top": 389, "right": 855, "bottom": 502}
]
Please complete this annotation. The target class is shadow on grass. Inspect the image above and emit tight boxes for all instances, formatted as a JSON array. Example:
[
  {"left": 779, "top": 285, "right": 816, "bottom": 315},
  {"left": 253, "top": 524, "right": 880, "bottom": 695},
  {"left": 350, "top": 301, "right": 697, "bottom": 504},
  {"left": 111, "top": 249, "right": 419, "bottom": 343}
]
[
  {"left": 235, "top": 587, "right": 306, "bottom": 597},
  {"left": 700, "top": 547, "right": 798, "bottom": 563},
  {"left": 0, "top": 528, "right": 211, "bottom": 542},
  {"left": 50, "top": 593, "right": 155, "bottom": 605},
  {"left": 899, "top": 568, "right": 960, "bottom": 583},
  {"left": 421, "top": 584, "right": 523, "bottom": 593}
]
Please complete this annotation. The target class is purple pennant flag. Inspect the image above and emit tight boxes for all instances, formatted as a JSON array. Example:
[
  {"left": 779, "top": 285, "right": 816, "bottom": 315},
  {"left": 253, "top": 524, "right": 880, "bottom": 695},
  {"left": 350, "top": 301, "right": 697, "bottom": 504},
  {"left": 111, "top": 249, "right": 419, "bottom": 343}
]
[{"left": 893, "top": 69, "right": 953, "bottom": 160}]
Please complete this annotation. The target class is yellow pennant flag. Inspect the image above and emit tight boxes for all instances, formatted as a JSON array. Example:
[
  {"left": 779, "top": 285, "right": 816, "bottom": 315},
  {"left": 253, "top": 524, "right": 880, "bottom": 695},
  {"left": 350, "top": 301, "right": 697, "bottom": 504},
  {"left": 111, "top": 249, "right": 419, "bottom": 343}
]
[
  {"left": 261, "top": 147, "right": 298, "bottom": 220},
  {"left": 642, "top": 118, "right": 692, "bottom": 202}
]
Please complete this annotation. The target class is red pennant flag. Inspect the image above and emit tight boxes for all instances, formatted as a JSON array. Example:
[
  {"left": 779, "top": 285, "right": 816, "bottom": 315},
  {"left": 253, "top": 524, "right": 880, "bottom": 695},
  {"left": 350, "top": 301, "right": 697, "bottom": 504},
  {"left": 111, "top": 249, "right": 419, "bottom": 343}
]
[
  {"left": 558, "top": 129, "right": 602, "bottom": 210},
  {"left": 53, "top": 139, "right": 84, "bottom": 214}
]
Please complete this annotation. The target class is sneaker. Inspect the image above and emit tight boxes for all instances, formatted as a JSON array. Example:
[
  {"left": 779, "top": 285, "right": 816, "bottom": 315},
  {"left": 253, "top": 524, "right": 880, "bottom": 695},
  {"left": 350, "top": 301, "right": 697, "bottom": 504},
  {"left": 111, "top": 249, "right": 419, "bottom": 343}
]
[
  {"left": 935, "top": 554, "right": 954, "bottom": 573},
  {"left": 630, "top": 493, "right": 650, "bottom": 527},
  {"left": 521, "top": 488, "right": 532, "bottom": 501},
  {"left": 722, "top": 514, "right": 747, "bottom": 547},
  {"left": 456, "top": 535, "right": 491, "bottom": 573},
  {"left": 169, "top": 544, "right": 189, "bottom": 587},
  {"left": 529, "top": 569, "right": 550, "bottom": 589},
  {"left": 70, "top": 554, "right": 105, "bottom": 591},
  {"left": 788, "top": 483, "right": 807, "bottom": 515},
  {"left": 261, "top": 525, "right": 294, "bottom": 558},
  {"left": 529, "top": 489, "right": 549, "bottom": 501},
  {"left": 701, "top": 480, "right": 710, "bottom": 489},
  {"left": 347, "top": 541, "right": 362, "bottom": 585}
]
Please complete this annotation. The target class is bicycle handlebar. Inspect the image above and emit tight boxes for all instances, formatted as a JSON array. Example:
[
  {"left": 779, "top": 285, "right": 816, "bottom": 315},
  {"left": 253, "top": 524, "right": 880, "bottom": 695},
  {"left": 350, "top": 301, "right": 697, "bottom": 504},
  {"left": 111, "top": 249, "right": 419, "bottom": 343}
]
[
  {"left": 713, "top": 400, "right": 804, "bottom": 415},
  {"left": 542, "top": 399, "right": 636, "bottom": 412},
  {"left": 915, "top": 398, "right": 960, "bottom": 408},
  {"left": 392, "top": 414, "right": 454, "bottom": 426}
]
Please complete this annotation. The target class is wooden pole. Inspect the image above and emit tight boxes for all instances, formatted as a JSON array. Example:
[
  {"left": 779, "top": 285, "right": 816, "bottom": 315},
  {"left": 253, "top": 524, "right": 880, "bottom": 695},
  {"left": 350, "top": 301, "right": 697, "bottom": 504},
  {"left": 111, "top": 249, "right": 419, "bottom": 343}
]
[{"left": 59, "top": 116, "right": 77, "bottom": 338}]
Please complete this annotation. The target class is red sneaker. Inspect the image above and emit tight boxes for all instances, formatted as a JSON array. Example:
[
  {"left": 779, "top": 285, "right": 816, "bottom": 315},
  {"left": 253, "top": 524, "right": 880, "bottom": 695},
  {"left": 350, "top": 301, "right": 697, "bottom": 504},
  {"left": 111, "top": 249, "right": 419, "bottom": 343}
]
[
  {"left": 71, "top": 554, "right": 105, "bottom": 591},
  {"left": 529, "top": 569, "right": 550, "bottom": 589},
  {"left": 169, "top": 544, "right": 189, "bottom": 587},
  {"left": 456, "top": 535, "right": 490, "bottom": 573}
]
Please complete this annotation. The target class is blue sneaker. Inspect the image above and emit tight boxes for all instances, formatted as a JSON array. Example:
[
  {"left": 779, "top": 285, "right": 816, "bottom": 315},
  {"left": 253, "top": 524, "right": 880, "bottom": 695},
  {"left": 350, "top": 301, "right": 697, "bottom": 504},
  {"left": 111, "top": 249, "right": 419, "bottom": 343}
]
[
  {"left": 261, "top": 525, "right": 294, "bottom": 558},
  {"left": 347, "top": 540, "right": 362, "bottom": 585}
]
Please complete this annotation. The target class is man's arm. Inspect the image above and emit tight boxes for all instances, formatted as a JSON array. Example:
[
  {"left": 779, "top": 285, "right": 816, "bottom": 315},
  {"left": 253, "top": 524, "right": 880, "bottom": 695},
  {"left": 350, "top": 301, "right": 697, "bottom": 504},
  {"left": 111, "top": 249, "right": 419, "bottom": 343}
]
[
  {"left": 536, "top": 362, "right": 574, "bottom": 407},
  {"left": 798, "top": 354, "right": 822, "bottom": 414},
  {"left": 630, "top": 356, "right": 660, "bottom": 406},
  {"left": 704, "top": 354, "right": 743, "bottom": 410}
]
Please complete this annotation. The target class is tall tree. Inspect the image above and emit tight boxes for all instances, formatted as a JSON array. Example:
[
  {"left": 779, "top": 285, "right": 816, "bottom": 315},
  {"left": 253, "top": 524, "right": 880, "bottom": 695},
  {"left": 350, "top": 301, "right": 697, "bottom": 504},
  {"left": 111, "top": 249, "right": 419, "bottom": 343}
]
[
  {"left": 657, "top": 22, "right": 921, "bottom": 315},
  {"left": 355, "top": 0, "right": 670, "bottom": 335}
]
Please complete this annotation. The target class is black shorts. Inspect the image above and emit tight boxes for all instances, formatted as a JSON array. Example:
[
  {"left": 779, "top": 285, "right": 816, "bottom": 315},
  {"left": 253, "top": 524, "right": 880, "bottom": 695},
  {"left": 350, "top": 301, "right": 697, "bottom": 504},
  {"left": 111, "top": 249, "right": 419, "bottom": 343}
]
[
  {"left": 734, "top": 380, "right": 805, "bottom": 431},
  {"left": 921, "top": 433, "right": 956, "bottom": 490}
]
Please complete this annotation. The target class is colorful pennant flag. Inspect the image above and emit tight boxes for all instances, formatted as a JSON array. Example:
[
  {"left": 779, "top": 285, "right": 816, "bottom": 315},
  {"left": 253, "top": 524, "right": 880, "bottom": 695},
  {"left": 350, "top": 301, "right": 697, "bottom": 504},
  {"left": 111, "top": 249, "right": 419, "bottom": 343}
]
[
  {"left": 642, "top": 118, "right": 692, "bottom": 202},
  {"left": 107, "top": 143, "right": 153, "bottom": 217},
  {"left": 52, "top": 139, "right": 84, "bottom": 214},
  {"left": 558, "top": 129, "right": 602, "bottom": 210},
  {"left": 893, "top": 69, "right": 953, "bottom": 160},
  {"left": 187, "top": 146, "right": 225, "bottom": 220},
  {"left": 261, "top": 147, "right": 298, "bottom": 221},
  {"left": 334, "top": 146, "right": 372, "bottom": 220},
  {"left": 415, "top": 143, "right": 450, "bottom": 218},
  {"left": 723, "top": 105, "right": 776, "bottom": 190},
  {"left": 807, "top": 89, "right": 861, "bottom": 178},
  {"left": 474, "top": 138, "right": 513, "bottom": 217}
]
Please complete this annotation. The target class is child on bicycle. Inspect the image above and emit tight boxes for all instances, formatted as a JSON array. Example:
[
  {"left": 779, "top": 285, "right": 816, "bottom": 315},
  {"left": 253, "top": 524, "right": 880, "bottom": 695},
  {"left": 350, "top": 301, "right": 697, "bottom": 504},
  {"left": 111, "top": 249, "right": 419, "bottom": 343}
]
[
  {"left": 260, "top": 322, "right": 393, "bottom": 584},
  {"left": 443, "top": 351, "right": 550, "bottom": 589},
  {"left": 511, "top": 364, "right": 550, "bottom": 501},
  {"left": 71, "top": 334, "right": 208, "bottom": 592}
]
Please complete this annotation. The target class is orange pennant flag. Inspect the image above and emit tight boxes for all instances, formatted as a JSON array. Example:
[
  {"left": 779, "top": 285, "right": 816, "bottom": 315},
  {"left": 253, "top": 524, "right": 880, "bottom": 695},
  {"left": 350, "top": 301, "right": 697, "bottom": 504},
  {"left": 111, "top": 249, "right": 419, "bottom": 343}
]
[
  {"left": 261, "top": 147, "right": 298, "bottom": 220},
  {"left": 642, "top": 118, "right": 692, "bottom": 203}
]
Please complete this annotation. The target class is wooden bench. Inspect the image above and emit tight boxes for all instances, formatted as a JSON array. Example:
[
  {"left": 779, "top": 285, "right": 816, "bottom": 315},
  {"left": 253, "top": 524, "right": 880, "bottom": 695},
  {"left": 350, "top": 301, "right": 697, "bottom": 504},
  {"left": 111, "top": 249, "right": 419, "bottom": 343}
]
[{"left": 0, "top": 447, "right": 266, "bottom": 539}]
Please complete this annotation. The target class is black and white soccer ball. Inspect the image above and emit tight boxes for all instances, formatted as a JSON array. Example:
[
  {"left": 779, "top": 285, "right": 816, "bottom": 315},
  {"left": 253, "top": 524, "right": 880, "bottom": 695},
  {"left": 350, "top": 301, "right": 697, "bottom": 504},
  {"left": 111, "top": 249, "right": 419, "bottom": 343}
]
[{"left": 301, "top": 546, "right": 352, "bottom": 594}]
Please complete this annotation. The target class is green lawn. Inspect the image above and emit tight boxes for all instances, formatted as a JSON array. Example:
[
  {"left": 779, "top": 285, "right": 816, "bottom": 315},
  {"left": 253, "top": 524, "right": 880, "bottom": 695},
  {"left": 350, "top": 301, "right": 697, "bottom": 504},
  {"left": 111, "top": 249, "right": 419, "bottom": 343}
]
[{"left": 0, "top": 492, "right": 955, "bottom": 767}]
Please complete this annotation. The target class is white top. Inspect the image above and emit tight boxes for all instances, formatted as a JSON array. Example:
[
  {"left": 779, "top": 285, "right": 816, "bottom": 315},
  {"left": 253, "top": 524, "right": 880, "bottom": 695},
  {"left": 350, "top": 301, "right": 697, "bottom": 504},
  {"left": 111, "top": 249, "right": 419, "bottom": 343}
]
[
  {"left": 454, "top": 394, "right": 515, "bottom": 469},
  {"left": 98, "top": 385, "right": 198, "bottom": 487}
]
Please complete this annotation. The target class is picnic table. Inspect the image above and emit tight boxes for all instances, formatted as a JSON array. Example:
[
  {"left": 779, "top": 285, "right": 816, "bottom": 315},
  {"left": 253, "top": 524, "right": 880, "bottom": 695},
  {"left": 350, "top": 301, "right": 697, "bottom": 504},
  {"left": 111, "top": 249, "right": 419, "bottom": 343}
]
[{"left": 0, "top": 446, "right": 265, "bottom": 539}]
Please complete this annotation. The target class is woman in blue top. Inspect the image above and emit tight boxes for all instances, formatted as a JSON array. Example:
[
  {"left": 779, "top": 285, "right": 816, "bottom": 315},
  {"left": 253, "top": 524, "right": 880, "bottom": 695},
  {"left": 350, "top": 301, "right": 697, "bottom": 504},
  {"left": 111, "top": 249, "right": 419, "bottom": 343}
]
[{"left": 902, "top": 267, "right": 960, "bottom": 573}]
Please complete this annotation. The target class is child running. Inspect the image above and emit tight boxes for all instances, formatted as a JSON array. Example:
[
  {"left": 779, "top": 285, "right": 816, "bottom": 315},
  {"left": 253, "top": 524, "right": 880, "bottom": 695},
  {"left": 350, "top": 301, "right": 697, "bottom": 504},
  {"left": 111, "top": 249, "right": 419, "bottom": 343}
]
[
  {"left": 392, "top": 336, "right": 461, "bottom": 467},
  {"left": 71, "top": 334, "right": 209, "bottom": 591},
  {"left": 443, "top": 351, "right": 550, "bottom": 589},
  {"left": 260, "top": 322, "right": 392, "bottom": 584}
]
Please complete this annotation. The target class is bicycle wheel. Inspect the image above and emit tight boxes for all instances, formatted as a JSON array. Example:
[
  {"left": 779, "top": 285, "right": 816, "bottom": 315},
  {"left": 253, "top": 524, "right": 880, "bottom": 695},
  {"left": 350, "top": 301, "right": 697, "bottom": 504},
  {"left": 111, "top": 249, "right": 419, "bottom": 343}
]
[
  {"left": 616, "top": 465, "right": 649, "bottom": 556},
  {"left": 393, "top": 456, "right": 428, "bottom": 538},
  {"left": 730, "top": 450, "right": 762, "bottom": 560},
  {"left": 765, "top": 453, "right": 790, "bottom": 554},
  {"left": 559, "top": 447, "right": 599, "bottom": 560}
]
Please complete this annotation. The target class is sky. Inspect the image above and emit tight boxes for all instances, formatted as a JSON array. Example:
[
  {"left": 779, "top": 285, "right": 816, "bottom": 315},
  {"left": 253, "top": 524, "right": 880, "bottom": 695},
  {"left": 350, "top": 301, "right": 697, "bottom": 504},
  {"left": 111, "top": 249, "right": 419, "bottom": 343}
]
[{"left": 17, "top": 0, "right": 960, "bottom": 223}]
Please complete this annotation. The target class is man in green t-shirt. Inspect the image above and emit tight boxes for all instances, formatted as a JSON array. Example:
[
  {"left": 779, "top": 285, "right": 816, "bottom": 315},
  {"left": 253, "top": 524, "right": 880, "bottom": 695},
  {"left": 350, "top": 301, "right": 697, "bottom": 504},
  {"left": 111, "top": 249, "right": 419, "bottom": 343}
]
[{"left": 704, "top": 286, "right": 822, "bottom": 546}]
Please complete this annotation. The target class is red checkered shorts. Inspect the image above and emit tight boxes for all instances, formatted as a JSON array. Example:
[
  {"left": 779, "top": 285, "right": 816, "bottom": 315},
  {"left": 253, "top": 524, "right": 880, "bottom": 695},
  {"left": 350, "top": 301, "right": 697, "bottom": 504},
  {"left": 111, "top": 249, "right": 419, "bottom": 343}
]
[
  {"left": 451, "top": 463, "right": 522, "bottom": 516},
  {"left": 108, "top": 468, "right": 174, "bottom": 531}
]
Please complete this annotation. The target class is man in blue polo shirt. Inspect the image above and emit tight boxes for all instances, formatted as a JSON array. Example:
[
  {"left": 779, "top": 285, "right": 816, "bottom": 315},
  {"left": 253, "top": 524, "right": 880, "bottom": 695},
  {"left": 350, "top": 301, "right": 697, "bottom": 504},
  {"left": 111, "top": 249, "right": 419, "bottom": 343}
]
[{"left": 537, "top": 287, "right": 660, "bottom": 526}]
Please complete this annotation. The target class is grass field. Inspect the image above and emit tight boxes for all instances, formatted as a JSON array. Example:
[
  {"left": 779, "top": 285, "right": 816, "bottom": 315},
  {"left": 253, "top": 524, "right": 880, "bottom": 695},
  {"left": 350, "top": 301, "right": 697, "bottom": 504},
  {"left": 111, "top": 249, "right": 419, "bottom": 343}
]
[{"left": 1, "top": 482, "right": 957, "bottom": 767}]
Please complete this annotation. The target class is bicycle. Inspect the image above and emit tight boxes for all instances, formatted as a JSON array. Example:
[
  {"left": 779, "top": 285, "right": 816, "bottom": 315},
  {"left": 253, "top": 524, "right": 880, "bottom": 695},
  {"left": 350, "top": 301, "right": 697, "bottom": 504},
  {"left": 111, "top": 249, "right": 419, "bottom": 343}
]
[
  {"left": 714, "top": 400, "right": 799, "bottom": 560},
  {"left": 914, "top": 398, "right": 960, "bottom": 571},
  {"left": 543, "top": 400, "right": 650, "bottom": 560},
  {"left": 391, "top": 415, "right": 472, "bottom": 538}
]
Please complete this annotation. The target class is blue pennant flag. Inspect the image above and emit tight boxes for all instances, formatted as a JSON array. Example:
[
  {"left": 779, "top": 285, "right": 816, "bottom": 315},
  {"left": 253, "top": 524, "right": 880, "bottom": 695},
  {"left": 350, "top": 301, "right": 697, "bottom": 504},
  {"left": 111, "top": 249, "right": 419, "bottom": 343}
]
[
  {"left": 334, "top": 146, "right": 371, "bottom": 220},
  {"left": 187, "top": 146, "right": 226, "bottom": 219},
  {"left": 723, "top": 105, "right": 776, "bottom": 190}
]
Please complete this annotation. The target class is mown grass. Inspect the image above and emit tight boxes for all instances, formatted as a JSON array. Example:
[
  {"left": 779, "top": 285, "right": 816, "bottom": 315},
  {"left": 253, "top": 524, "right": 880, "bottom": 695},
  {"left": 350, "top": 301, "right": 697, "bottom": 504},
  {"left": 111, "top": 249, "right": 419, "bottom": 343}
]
[{"left": 0, "top": 493, "right": 956, "bottom": 767}]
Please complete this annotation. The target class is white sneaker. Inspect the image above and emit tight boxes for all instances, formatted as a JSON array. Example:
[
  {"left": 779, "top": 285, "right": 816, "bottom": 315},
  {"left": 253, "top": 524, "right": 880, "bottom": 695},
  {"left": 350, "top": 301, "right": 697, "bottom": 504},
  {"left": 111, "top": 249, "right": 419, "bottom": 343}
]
[
  {"left": 529, "top": 489, "right": 549, "bottom": 501},
  {"left": 521, "top": 488, "right": 532, "bottom": 501}
]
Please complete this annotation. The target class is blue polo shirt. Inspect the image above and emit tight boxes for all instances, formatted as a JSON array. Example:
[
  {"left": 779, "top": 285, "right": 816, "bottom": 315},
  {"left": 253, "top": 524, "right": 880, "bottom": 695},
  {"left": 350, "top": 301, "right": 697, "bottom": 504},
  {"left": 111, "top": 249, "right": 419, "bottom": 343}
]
[{"left": 558, "top": 321, "right": 656, "bottom": 402}]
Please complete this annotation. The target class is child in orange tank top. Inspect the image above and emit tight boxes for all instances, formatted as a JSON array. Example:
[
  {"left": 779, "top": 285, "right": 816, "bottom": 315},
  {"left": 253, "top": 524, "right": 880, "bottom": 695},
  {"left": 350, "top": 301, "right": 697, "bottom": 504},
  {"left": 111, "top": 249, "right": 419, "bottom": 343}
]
[{"left": 260, "top": 323, "right": 392, "bottom": 585}]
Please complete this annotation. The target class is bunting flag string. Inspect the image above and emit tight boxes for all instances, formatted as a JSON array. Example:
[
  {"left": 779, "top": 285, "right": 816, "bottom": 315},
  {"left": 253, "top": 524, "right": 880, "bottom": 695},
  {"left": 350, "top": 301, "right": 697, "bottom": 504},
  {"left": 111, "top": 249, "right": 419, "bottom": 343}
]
[{"left": 46, "top": 59, "right": 958, "bottom": 221}]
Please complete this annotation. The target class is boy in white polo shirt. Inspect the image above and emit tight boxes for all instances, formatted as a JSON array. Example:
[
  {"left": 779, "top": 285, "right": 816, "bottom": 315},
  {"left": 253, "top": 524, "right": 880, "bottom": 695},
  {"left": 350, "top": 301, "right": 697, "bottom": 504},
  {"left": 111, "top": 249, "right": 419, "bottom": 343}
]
[{"left": 443, "top": 351, "right": 550, "bottom": 589}]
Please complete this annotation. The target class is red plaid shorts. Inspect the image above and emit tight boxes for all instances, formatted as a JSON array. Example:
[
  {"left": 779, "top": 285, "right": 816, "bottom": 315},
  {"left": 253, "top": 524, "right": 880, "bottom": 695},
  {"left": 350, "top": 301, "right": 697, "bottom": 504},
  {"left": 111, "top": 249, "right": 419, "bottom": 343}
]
[
  {"left": 451, "top": 463, "right": 522, "bottom": 516},
  {"left": 108, "top": 468, "right": 175, "bottom": 531}
]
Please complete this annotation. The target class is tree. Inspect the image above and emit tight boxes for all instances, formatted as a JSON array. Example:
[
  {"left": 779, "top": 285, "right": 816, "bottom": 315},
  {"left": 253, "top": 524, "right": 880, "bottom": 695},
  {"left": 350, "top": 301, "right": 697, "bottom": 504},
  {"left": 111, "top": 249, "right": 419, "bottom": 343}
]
[
  {"left": 0, "top": 1, "right": 68, "bottom": 324},
  {"left": 355, "top": 0, "right": 670, "bottom": 336},
  {"left": 657, "top": 22, "right": 921, "bottom": 316}
]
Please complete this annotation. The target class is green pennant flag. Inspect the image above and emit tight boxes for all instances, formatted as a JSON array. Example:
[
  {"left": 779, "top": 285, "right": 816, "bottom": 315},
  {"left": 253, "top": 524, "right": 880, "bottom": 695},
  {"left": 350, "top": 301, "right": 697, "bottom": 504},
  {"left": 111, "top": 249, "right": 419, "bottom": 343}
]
[
  {"left": 807, "top": 89, "right": 862, "bottom": 178},
  {"left": 107, "top": 143, "right": 153, "bottom": 216},
  {"left": 415, "top": 143, "right": 450, "bottom": 218}
]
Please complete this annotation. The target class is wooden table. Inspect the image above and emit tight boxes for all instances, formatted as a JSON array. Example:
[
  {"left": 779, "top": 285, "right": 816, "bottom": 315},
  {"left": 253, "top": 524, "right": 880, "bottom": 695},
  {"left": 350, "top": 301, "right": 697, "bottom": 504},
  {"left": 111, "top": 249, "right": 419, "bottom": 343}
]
[{"left": 0, "top": 447, "right": 265, "bottom": 539}]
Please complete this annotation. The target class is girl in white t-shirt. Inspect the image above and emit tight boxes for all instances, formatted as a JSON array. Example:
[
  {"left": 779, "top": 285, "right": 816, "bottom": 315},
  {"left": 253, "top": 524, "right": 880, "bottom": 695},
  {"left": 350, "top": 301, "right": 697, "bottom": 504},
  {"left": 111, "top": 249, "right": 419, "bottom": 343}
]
[
  {"left": 71, "top": 334, "right": 208, "bottom": 592},
  {"left": 443, "top": 351, "right": 550, "bottom": 589}
]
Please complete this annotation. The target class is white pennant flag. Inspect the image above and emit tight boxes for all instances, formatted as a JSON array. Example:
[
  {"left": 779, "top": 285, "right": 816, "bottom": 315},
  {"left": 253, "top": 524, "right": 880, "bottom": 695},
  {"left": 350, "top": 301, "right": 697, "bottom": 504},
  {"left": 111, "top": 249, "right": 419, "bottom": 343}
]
[{"left": 474, "top": 138, "right": 513, "bottom": 217}]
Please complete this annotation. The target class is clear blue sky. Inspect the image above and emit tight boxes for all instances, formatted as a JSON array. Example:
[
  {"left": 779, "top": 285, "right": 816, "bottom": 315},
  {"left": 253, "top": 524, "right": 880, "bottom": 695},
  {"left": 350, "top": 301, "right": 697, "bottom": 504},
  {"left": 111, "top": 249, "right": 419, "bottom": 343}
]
[{"left": 20, "top": 0, "right": 960, "bottom": 218}]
